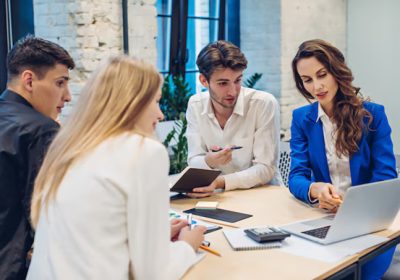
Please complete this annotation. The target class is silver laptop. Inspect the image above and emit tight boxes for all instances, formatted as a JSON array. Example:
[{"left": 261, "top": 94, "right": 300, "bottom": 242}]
[{"left": 280, "top": 178, "right": 400, "bottom": 245}]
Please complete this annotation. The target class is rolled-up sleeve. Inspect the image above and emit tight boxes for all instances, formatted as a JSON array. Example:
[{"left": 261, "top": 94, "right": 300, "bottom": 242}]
[{"left": 224, "top": 96, "right": 280, "bottom": 190}]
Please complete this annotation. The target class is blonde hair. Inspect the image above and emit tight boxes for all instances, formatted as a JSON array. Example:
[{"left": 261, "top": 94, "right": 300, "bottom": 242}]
[{"left": 31, "top": 56, "right": 161, "bottom": 227}]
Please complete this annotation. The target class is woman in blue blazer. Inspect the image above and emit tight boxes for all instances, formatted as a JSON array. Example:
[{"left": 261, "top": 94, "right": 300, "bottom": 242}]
[{"left": 289, "top": 39, "right": 397, "bottom": 280}]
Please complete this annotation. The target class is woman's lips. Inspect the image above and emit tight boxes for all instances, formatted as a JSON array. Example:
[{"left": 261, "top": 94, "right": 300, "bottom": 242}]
[{"left": 316, "top": 92, "right": 328, "bottom": 99}]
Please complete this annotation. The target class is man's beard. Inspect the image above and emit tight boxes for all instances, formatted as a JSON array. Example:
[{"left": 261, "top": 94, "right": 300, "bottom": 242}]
[{"left": 209, "top": 87, "right": 237, "bottom": 109}]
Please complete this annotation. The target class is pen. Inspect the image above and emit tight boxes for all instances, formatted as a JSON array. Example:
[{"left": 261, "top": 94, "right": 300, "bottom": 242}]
[
  {"left": 211, "top": 146, "right": 243, "bottom": 152},
  {"left": 187, "top": 213, "right": 193, "bottom": 230},
  {"left": 195, "top": 216, "right": 240, "bottom": 228},
  {"left": 333, "top": 197, "right": 343, "bottom": 204},
  {"left": 199, "top": 245, "right": 222, "bottom": 257}
]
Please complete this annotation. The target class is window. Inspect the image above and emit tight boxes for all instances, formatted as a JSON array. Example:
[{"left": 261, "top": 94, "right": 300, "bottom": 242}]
[
  {"left": 156, "top": 0, "right": 239, "bottom": 94},
  {"left": 0, "top": 0, "right": 34, "bottom": 91}
]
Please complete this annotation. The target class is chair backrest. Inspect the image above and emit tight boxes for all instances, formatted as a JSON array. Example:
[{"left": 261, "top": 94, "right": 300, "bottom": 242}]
[{"left": 279, "top": 141, "right": 291, "bottom": 187}]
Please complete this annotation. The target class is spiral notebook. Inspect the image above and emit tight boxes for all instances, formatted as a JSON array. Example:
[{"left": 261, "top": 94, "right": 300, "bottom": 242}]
[{"left": 223, "top": 229, "right": 282, "bottom": 251}]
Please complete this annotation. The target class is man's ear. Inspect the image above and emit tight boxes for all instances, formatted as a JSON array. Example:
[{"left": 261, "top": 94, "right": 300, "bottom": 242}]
[
  {"left": 199, "top": 74, "right": 209, "bottom": 88},
  {"left": 20, "top": 70, "right": 34, "bottom": 93}
]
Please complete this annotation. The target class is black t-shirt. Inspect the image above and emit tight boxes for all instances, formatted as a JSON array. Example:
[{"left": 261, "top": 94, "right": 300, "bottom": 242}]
[{"left": 0, "top": 89, "right": 59, "bottom": 280}]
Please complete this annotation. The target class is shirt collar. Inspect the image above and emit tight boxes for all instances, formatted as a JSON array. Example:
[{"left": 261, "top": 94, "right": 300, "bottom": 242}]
[
  {"left": 232, "top": 88, "right": 244, "bottom": 116},
  {"left": 0, "top": 89, "right": 33, "bottom": 108},
  {"left": 201, "top": 94, "right": 211, "bottom": 116},
  {"left": 316, "top": 102, "right": 329, "bottom": 122}
]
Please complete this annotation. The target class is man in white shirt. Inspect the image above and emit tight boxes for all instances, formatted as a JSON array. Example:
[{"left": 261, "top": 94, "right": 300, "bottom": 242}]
[{"left": 186, "top": 40, "right": 282, "bottom": 198}]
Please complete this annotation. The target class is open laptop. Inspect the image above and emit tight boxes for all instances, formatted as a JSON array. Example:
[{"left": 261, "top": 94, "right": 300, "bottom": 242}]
[{"left": 280, "top": 178, "right": 400, "bottom": 245}]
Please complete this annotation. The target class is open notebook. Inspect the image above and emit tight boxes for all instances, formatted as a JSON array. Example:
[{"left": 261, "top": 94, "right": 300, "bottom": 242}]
[{"left": 223, "top": 229, "right": 282, "bottom": 251}]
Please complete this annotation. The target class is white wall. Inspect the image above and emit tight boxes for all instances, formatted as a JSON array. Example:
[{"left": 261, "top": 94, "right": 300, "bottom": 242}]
[
  {"left": 280, "top": 0, "right": 347, "bottom": 138},
  {"left": 241, "top": 0, "right": 281, "bottom": 97},
  {"left": 347, "top": 0, "right": 400, "bottom": 154},
  {"left": 241, "top": 0, "right": 347, "bottom": 139},
  {"left": 34, "top": 0, "right": 157, "bottom": 120}
]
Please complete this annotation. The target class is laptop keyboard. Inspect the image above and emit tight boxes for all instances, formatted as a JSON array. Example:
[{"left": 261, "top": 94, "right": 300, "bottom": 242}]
[{"left": 302, "top": 225, "right": 331, "bottom": 239}]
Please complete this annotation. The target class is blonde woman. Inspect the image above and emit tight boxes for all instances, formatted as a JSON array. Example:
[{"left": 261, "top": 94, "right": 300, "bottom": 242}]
[{"left": 27, "top": 56, "right": 206, "bottom": 280}]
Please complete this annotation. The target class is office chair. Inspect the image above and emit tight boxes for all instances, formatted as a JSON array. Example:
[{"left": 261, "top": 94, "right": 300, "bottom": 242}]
[{"left": 278, "top": 141, "right": 291, "bottom": 187}]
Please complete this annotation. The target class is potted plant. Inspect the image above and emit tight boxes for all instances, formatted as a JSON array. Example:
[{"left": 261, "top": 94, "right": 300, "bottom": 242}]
[{"left": 157, "top": 75, "right": 193, "bottom": 174}]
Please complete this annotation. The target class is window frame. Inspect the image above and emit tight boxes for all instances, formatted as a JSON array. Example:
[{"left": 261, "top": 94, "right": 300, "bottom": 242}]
[{"left": 156, "top": 0, "right": 239, "bottom": 78}]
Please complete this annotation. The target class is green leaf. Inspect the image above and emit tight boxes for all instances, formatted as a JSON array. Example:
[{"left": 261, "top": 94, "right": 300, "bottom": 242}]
[{"left": 243, "top": 73, "right": 263, "bottom": 89}]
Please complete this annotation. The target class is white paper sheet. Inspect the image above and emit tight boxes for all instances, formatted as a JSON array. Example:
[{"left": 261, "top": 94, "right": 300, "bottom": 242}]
[{"left": 280, "top": 234, "right": 389, "bottom": 263}]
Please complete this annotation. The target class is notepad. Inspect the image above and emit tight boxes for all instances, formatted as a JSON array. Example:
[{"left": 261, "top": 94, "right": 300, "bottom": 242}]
[
  {"left": 223, "top": 229, "right": 282, "bottom": 251},
  {"left": 195, "top": 201, "right": 219, "bottom": 210}
]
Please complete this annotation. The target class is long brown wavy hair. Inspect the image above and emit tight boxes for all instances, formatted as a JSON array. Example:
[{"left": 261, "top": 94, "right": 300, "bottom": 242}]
[{"left": 292, "top": 39, "right": 372, "bottom": 157}]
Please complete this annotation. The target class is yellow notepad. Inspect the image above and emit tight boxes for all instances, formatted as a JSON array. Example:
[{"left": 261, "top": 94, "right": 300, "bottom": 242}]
[{"left": 195, "top": 201, "right": 219, "bottom": 210}]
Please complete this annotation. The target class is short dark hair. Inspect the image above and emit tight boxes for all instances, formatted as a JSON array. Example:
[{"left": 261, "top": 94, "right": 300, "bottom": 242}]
[
  {"left": 196, "top": 40, "right": 247, "bottom": 80},
  {"left": 7, "top": 35, "right": 75, "bottom": 81}
]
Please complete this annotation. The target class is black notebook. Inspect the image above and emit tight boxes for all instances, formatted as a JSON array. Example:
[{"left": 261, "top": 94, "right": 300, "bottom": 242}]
[
  {"left": 170, "top": 167, "right": 221, "bottom": 193},
  {"left": 183, "top": 208, "right": 252, "bottom": 223}
]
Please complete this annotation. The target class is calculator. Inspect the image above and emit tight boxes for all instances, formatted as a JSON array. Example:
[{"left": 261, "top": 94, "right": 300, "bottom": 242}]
[{"left": 244, "top": 227, "right": 291, "bottom": 243}]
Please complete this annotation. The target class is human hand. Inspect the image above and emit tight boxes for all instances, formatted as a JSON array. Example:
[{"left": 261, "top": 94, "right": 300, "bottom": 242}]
[
  {"left": 178, "top": 225, "right": 207, "bottom": 252},
  {"left": 186, "top": 176, "right": 225, "bottom": 198},
  {"left": 205, "top": 146, "right": 232, "bottom": 168},
  {"left": 170, "top": 219, "right": 188, "bottom": 241},
  {"left": 310, "top": 182, "right": 343, "bottom": 212}
]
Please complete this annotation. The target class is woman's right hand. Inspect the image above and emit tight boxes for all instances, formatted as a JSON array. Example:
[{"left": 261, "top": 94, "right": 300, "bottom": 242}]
[
  {"left": 310, "top": 182, "right": 342, "bottom": 212},
  {"left": 178, "top": 225, "right": 207, "bottom": 252}
]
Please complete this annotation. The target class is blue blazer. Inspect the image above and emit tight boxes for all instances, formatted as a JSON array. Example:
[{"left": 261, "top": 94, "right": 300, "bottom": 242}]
[{"left": 289, "top": 101, "right": 397, "bottom": 203}]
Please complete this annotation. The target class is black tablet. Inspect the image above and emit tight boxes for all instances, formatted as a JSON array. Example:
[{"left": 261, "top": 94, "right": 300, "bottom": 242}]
[{"left": 170, "top": 167, "right": 221, "bottom": 193}]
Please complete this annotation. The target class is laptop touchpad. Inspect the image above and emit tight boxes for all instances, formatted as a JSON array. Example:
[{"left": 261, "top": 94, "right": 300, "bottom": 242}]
[{"left": 301, "top": 215, "right": 335, "bottom": 227}]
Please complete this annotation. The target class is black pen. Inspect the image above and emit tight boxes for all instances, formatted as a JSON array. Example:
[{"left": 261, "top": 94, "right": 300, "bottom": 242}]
[{"left": 211, "top": 146, "right": 243, "bottom": 152}]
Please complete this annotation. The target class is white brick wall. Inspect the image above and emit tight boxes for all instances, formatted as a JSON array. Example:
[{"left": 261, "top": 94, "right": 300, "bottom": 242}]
[
  {"left": 241, "top": 0, "right": 281, "bottom": 98},
  {"left": 281, "top": 0, "right": 347, "bottom": 139},
  {"left": 33, "top": 0, "right": 157, "bottom": 121},
  {"left": 128, "top": 0, "right": 158, "bottom": 63},
  {"left": 241, "top": 0, "right": 347, "bottom": 140}
]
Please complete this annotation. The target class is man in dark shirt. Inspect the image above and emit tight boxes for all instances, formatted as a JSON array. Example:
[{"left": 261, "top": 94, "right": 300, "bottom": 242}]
[{"left": 0, "top": 36, "right": 75, "bottom": 279}]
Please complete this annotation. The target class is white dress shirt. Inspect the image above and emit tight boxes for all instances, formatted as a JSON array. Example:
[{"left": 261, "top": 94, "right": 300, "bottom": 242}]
[
  {"left": 186, "top": 87, "right": 282, "bottom": 191},
  {"left": 318, "top": 103, "right": 352, "bottom": 195},
  {"left": 27, "top": 134, "right": 197, "bottom": 280}
]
